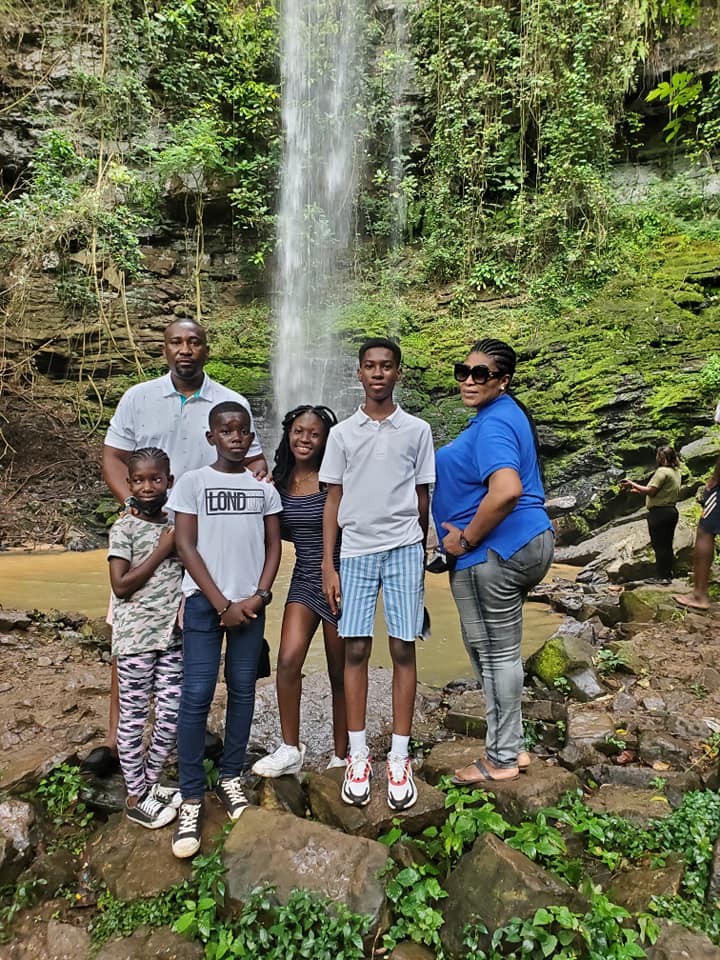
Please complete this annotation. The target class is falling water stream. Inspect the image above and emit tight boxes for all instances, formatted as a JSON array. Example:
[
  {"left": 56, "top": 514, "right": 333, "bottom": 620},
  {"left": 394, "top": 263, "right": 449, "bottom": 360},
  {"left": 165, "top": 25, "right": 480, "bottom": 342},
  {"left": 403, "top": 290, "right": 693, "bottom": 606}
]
[{"left": 272, "top": 0, "right": 365, "bottom": 424}]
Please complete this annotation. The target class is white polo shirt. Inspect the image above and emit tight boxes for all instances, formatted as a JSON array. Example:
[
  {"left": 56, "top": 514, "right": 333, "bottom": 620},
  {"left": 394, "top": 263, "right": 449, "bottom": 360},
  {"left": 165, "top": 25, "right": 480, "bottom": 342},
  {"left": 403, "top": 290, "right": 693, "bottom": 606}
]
[
  {"left": 319, "top": 404, "right": 435, "bottom": 558},
  {"left": 104, "top": 372, "right": 262, "bottom": 478}
]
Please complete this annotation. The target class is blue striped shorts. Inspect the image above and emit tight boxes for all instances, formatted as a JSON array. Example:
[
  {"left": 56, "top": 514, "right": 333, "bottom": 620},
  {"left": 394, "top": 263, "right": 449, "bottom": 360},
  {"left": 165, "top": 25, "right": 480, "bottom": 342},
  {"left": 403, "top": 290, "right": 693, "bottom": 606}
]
[{"left": 338, "top": 542, "right": 424, "bottom": 642}]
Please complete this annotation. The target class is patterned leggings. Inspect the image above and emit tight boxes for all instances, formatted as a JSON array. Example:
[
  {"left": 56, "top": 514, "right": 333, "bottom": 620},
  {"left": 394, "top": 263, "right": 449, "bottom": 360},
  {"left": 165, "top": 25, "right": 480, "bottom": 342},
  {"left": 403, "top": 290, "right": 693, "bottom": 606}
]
[{"left": 117, "top": 648, "right": 183, "bottom": 798}]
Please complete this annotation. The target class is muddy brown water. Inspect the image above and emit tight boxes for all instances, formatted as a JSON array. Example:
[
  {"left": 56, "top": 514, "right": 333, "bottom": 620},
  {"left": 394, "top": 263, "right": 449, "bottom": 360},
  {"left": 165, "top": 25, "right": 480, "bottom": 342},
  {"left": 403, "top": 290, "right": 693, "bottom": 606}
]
[{"left": 0, "top": 549, "right": 570, "bottom": 687}]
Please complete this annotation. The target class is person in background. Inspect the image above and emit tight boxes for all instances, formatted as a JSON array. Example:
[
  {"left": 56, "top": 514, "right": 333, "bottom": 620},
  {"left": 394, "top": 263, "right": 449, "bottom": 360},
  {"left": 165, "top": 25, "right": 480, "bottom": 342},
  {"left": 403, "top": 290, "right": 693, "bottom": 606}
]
[
  {"left": 168, "top": 402, "right": 281, "bottom": 858},
  {"left": 108, "top": 447, "right": 183, "bottom": 829},
  {"left": 321, "top": 337, "right": 435, "bottom": 812},
  {"left": 433, "top": 338, "right": 553, "bottom": 785},
  {"left": 674, "top": 456, "right": 720, "bottom": 611},
  {"left": 87, "top": 319, "right": 267, "bottom": 777},
  {"left": 252, "top": 404, "right": 347, "bottom": 778},
  {"left": 621, "top": 445, "right": 681, "bottom": 585}
]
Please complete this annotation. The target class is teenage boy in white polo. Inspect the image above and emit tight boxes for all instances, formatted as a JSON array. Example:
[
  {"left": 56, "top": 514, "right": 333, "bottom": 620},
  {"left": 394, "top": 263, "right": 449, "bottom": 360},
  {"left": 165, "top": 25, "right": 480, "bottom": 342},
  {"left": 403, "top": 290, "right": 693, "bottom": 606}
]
[
  {"left": 320, "top": 337, "right": 435, "bottom": 811},
  {"left": 90, "top": 320, "right": 267, "bottom": 775}
]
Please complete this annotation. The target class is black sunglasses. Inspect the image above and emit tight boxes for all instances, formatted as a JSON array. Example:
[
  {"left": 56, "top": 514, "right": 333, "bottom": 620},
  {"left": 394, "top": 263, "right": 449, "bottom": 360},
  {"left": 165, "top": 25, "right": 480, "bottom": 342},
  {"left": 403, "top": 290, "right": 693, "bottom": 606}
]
[{"left": 453, "top": 362, "right": 503, "bottom": 385}]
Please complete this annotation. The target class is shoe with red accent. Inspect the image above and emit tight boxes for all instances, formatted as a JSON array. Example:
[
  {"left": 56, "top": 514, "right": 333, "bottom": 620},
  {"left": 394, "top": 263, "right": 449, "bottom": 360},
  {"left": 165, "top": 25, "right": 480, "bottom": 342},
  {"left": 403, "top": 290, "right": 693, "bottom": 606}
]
[
  {"left": 341, "top": 747, "right": 372, "bottom": 806},
  {"left": 386, "top": 753, "right": 417, "bottom": 811}
]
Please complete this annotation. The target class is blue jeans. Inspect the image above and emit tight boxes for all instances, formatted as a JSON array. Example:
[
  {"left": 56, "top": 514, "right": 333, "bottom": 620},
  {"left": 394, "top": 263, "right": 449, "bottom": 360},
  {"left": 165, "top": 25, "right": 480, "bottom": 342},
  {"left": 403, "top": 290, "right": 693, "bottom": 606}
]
[
  {"left": 177, "top": 592, "right": 264, "bottom": 800},
  {"left": 449, "top": 529, "right": 554, "bottom": 768}
]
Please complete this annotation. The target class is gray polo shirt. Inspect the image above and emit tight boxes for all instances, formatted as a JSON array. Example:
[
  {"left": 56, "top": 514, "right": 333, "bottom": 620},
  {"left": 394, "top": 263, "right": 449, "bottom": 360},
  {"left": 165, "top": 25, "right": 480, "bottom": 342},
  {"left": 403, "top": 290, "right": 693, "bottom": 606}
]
[
  {"left": 319, "top": 404, "right": 435, "bottom": 558},
  {"left": 104, "top": 372, "right": 262, "bottom": 478}
]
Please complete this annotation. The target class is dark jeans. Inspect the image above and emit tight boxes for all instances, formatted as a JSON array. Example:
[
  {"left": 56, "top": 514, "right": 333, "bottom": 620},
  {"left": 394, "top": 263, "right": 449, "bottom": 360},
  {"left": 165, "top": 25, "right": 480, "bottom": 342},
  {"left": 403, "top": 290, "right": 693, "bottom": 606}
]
[
  {"left": 177, "top": 592, "right": 264, "bottom": 800},
  {"left": 647, "top": 505, "right": 678, "bottom": 579}
]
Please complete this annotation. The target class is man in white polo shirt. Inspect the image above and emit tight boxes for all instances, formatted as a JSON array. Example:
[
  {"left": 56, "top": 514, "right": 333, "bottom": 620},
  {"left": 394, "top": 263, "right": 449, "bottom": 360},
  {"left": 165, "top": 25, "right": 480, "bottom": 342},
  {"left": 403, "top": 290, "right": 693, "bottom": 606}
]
[
  {"left": 85, "top": 319, "right": 267, "bottom": 775},
  {"left": 320, "top": 337, "right": 435, "bottom": 812}
]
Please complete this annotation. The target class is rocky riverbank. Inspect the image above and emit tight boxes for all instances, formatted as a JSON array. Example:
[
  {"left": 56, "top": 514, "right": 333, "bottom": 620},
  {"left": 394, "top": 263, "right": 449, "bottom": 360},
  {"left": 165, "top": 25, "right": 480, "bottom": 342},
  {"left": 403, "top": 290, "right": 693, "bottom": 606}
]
[{"left": 2, "top": 554, "right": 720, "bottom": 957}]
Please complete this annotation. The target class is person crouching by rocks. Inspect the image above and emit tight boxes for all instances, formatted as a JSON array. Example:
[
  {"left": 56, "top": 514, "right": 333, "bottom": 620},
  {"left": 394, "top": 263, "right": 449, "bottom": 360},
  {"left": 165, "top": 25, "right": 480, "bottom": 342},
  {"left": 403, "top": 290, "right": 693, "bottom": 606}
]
[
  {"left": 108, "top": 447, "right": 183, "bottom": 830},
  {"left": 674, "top": 456, "right": 720, "bottom": 611},
  {"left": 621, "top": 445, "right": 681, "bottom": 585},
  {"left": 432, "top": 338, "right": 554, "bottom": 786}
]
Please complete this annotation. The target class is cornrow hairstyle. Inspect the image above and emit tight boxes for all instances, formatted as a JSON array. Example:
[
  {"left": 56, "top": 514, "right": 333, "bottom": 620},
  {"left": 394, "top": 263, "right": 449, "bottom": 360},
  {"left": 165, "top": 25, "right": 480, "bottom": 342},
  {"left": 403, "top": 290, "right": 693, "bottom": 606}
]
[
  {"left": 656, "top": 445, "right": 680, "bottom": 468},
  {"left": 208, "top": 400, "right": 251, "bottom": 429},
  {"left": 273, "top": 405, "right": 338, "bottom": 492},
  {"left": 127, "top": 446, "right": 171, "bottom": 476},
  {"left": 471, "top": 338, "right": 544, "bottom": 480},
  {"left": 358, "top": 337, "right": 401, "bottom": 366}
]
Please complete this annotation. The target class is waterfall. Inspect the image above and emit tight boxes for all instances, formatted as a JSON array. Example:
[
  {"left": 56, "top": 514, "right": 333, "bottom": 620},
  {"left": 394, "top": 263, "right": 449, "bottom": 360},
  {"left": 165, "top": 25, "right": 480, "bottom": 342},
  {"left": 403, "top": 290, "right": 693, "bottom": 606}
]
[
  {"left": 388, "top": 0, "right": 414, "bottom": 249},
  {"left": 272, "top": 0, "right": 365, "bottom": 429}
]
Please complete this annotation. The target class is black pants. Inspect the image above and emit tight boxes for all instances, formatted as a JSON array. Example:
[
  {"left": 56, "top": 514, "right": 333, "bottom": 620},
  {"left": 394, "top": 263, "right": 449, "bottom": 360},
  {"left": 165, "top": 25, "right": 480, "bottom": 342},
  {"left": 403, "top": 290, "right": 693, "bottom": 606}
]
[{"left": 647, "top": 505, "right": 678, "bottom": 579}]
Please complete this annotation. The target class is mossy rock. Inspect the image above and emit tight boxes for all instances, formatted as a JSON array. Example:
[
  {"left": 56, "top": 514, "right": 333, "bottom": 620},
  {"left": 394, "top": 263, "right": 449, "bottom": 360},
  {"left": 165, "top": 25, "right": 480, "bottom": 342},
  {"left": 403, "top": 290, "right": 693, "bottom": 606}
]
[
  {"left": 619, "top": 589, "right": 680, "bottom": 623},
  {"left": 526, "top": 634, "right": 595, "bottom": 687}
]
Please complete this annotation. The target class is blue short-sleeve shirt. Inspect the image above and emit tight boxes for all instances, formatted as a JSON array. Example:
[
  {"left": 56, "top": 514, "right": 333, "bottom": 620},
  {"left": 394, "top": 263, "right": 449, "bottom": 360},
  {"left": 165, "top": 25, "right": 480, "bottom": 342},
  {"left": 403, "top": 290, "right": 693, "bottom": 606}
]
[{"left": 432, "top": 394, "right": 552, "bottom": 570}]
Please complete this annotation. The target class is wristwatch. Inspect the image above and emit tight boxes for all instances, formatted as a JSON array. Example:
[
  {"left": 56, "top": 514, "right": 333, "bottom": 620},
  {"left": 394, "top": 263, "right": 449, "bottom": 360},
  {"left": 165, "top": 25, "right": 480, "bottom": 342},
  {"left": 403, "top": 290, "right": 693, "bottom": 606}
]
[
  {"left": 459, "top": 533, "right": 476, "bottom": 552},
  {"left": 254, "top": 589, "right": 272, "bottom": 606}
]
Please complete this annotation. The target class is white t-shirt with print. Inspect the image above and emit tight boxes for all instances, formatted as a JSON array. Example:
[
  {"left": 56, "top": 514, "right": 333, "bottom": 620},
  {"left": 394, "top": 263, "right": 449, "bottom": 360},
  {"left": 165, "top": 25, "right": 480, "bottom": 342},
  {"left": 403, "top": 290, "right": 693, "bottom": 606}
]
[{"left": 167, "top": 466, "right": 282, "bottom": 600}]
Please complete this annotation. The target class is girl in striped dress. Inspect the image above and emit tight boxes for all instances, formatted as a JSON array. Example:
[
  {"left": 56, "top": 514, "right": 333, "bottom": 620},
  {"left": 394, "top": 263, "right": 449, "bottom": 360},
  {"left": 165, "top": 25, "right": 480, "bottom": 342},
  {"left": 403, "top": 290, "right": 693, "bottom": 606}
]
[{"left": 252, "top": 405, "right": 347, "bottom": 777}]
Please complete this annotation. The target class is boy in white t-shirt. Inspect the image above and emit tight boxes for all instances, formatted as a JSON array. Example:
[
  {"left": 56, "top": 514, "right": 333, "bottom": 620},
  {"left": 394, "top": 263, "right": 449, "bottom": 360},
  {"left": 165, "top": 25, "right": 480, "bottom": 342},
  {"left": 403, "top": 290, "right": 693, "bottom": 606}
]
[
  {"left": 167, "top": 401, "right": 282, "bottom": 858},
  {"left": 320, "top": 338, "right": 435, "bottom": 811}
]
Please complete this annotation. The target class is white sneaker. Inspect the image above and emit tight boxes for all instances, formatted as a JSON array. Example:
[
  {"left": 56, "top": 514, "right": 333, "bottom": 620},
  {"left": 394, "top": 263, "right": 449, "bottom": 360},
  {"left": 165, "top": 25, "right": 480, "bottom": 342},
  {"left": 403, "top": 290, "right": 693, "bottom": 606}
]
[
  {"left": 172, "top": 801, "right": 203, "bottom": 858},
  {"left": 326, "top": 755, "right": 347, "bottom": 769},
  {"left": 150, "top": 783, "right": 182, "bottom": 809},
  {"left": 252, "top": 743, "right": 306, "bottom": 778},
  {"left": 386, "top": 753, "right": 418, "bottom": 811},
  {"left": 341, "top": 747, "right": 373, "bottom": 806}
]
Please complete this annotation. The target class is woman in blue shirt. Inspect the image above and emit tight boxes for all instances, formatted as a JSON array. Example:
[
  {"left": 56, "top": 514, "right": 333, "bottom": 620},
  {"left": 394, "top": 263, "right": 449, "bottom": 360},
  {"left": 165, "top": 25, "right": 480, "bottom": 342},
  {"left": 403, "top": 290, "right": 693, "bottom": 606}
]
[{"left": 433, "top": 338, "right": 553, "bottom": 784}]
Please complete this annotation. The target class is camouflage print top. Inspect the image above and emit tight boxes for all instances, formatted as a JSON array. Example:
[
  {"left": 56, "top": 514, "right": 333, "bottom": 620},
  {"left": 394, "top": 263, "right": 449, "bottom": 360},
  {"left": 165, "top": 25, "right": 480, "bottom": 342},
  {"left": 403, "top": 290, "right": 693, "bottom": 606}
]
[{"left": 108, "top": 514, "right": 183, "bottom": 657}]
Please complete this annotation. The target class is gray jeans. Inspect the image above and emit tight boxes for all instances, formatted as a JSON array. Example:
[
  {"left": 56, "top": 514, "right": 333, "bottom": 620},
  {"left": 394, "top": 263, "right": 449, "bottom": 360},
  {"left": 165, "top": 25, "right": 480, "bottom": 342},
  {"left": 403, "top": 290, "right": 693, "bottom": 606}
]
[{"left": 449, "top": 528, "right": 554, "bottom": 768}]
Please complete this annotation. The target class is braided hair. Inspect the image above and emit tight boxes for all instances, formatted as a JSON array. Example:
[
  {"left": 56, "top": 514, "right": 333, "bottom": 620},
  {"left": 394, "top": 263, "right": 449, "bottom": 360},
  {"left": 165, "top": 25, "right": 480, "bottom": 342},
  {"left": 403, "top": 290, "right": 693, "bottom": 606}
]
[
  {"left": 127, "top": 446, "right": 171, "bottom": 476},
  {"left": 273, "top": 405, "right": 338, "bottom": 492},
  {"left": 471, "top": 338, "right": 544, "bottom": 478}
]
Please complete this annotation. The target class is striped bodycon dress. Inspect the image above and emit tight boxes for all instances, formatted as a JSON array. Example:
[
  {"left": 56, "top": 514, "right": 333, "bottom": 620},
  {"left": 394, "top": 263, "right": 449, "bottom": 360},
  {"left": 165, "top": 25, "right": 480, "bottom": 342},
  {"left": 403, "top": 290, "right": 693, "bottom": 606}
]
[{"left": 280, "top": 489, "right": 341, "bottom": 625}]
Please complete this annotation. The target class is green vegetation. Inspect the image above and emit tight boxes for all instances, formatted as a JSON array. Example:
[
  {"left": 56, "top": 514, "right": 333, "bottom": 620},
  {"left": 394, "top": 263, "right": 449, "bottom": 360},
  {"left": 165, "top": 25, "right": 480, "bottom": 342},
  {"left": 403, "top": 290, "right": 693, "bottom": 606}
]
[
  {"left": 90, "top": 831, "right": 370, "bottom": 958},
  {"left": 377, "top": 783, "right": 720, "bottom": 957}
]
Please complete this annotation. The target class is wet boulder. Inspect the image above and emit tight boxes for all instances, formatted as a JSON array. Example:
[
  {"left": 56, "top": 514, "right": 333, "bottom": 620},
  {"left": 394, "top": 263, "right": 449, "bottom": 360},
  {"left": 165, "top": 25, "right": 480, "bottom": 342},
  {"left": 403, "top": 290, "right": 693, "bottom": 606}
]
[
  {"left": 646, "top": 918, "right": 720, "bottom": 959},
  {"left": 306, "top": 767, "right": 447, "bottom": 839},
  {"left": 222, "top": 807, "right": 390, "bottom": 936},
  {"left": 605, "top": 855, "right": 685, "bottom": 914},
  {"left": 585, "top": 784, "right": 674, "bottom": 828},
  {"left": 440, "top": 832, "right": 589, "bottom": 959},
  {"left": 526, "top": 633, "right": 605, "bottom": 700},
  {"left": 96, "top": 926, "right": 204, "bottom": 959},
  {"left": 444, "top": 689, "right": 487, "bottom": 739}
]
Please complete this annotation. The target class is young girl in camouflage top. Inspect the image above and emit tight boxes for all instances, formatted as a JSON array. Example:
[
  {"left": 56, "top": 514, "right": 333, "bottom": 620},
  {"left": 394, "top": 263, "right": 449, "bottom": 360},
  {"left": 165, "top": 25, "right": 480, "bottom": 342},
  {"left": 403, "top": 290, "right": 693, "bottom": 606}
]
[{"left": 108, "top": 447, "right": 183, "bottom": 829}]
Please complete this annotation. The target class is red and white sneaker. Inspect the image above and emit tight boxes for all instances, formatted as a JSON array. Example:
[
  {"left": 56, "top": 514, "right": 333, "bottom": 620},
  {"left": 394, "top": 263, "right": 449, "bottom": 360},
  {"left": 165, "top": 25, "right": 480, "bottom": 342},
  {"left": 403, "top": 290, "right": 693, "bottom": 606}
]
[
  {"left": 386, "top": 753, "right": 417, "bottom": 811},
  {"left": 341, "top": 747, "right": 373, "bottom": 806}
]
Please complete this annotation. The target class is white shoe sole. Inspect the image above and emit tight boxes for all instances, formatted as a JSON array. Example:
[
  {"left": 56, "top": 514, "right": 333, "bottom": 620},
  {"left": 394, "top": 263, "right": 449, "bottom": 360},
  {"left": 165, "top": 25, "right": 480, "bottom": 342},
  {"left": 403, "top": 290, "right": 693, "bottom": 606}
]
[
  {"left": 126, "top": 806, "right": 177, "bottom": 829},
  {"left": 172, "top": 836, "right": 201, "bottom": 858},
  {"left": 252, "top": 744, "right": 306, "bottom": 778}
]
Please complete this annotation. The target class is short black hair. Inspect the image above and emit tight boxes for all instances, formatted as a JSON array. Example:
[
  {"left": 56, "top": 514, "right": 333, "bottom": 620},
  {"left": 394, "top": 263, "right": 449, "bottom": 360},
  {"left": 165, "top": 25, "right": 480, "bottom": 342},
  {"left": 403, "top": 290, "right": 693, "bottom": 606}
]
[
  {"left": 358, "top": 337, "right": 401, "bottom": 366},
  {"left": 164, "top": 318, "right": 207, "bottom": 343},
  {"left": 208, "top": 401, "right": 251, "bottom": 429}
]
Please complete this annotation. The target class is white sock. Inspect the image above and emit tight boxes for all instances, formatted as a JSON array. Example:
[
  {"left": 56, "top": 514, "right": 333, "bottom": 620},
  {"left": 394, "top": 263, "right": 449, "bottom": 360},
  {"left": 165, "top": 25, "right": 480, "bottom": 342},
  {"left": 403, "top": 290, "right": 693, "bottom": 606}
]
[
  {"left": 390, "top": 734, "right": 410, "bottom": 758},
  {"left": 348, "top": 730, "right": 367, "bottom": 754}
]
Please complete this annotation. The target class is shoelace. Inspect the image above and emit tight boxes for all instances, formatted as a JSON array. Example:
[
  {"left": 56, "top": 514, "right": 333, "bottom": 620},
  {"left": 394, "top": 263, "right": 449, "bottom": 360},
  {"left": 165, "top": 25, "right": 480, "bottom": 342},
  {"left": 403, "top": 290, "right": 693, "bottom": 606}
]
[
  {"left": 387, "top": 754, "right": 409, "bottom": 784},
  {"left": 177, "top": 804, "right": 200, "bottom": 832},
  {"left": 139, "top": 793, "right": 166, "bottom": 817},
  {"left": 347, "top": 750, "right": 371, "bottom": 780},
  {"left": 221, "top": 779, "right": 248, "bottom": 805}
]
